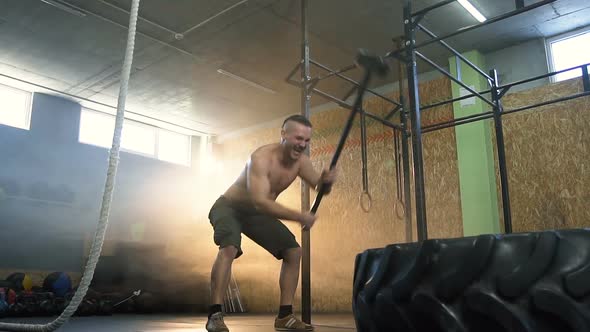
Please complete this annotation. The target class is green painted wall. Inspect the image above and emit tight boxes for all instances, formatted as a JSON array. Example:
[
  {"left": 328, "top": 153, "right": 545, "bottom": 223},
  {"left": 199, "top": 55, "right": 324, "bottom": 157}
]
[{"left": 449, "top": 51, "right": 500, "bottom": 236}]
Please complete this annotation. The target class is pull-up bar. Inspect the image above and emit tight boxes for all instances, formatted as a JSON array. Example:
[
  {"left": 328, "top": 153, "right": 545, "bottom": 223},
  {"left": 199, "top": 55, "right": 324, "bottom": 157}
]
[{"left": 413, "top": 0, "right": 556, "bottom": 49}]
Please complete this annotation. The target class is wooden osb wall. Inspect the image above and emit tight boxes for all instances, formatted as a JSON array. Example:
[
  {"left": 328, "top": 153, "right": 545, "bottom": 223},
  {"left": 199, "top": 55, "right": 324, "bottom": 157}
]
[
  {"left": 495, "top": 77, "right": 590, "bottom": 232},
  {"left": 419, "top": 78, "right": 463, "bottom": 240},
  {"left": 210, "top": 76, "right": 462, "bottom": 313}
]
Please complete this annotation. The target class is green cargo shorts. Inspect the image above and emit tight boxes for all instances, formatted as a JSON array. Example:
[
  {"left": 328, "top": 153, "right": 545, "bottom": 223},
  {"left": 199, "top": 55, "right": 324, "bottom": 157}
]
[{"left": 208, "top": 196, "right": 300, "bottom": 260}]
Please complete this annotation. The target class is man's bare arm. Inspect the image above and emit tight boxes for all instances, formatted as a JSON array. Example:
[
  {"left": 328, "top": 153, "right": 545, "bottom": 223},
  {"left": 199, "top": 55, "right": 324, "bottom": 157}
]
[
  {"left": 298, "top": 155, "right": 336, "bottom": 193},
  {"left": 298, "top": 154, "right": 321, "bottom": 191},
  {"left": 247, "top": 154, "right": 304, "bottom": 222}
]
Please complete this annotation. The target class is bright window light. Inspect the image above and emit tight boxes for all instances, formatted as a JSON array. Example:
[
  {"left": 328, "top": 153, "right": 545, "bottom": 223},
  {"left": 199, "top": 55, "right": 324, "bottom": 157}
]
[
  {"left": 199, "top": 135, "right": 222, "bottom": 175},
  {"left": 0, "top": 84, "right": 32, "bottom": 130},
  {"left": 79, "top": 108, "right": 192, "bottom": 166},
  {"left": 80, "top": 109, "right": 157, "bottom": 156},
  {"left": 121, "top": 121, "right": 156, "bottom": 156},
  {"left": 158, "top": 129, "right": 191, "bottom": 166},
  {"left": 546, "top": 27, "right": 590, "bottom": 82},
  {"left": 79, "top": 109, "right": 115, "bottom": 148},
  {"left": 457, "top": 0, "right": 487, "bottom": 23}
]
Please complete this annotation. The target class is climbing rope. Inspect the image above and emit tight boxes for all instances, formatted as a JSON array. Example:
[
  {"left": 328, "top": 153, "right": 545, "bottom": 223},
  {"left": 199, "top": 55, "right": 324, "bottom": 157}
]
[{"left": 0, "top": 0, "right": 140, "bottom": 330}]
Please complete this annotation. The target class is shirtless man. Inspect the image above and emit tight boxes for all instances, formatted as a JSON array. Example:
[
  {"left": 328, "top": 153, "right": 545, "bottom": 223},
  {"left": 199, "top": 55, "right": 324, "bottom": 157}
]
[{"left": 205, "top": 115, "right": 337, "bottom": 332}]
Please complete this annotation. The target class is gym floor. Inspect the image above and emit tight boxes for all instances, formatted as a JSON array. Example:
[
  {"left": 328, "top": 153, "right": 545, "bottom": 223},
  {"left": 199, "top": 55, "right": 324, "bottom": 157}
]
[{"left": 3, "top": 313, "right": 357, "bottom": 331}]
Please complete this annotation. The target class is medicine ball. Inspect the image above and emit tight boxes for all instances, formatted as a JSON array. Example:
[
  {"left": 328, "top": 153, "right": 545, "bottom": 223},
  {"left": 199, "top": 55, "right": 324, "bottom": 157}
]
[
  {"left": 43, "top": 272, "right": 72, "bottom": 297},
  {"left": 6, "top": 273, "right": 33, "bottom": 292}
]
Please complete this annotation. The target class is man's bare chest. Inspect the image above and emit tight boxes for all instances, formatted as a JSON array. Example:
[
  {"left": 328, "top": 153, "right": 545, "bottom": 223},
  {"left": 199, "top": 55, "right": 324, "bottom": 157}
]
[{"left": 268, "top": 164, "right": 299, "bottom": 194}]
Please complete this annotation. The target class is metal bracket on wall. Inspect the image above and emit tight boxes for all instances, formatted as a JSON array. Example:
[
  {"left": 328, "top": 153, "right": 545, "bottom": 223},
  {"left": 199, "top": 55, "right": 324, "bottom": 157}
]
[{"left": 583, "top": 65, "right": 590, "bottom": 92}]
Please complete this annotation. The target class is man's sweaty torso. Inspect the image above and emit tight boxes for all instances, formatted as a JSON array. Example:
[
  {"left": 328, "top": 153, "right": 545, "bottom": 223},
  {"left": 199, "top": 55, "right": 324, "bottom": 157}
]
[{"left": 223, "top": 143, "right": 303, "bottom": 207}]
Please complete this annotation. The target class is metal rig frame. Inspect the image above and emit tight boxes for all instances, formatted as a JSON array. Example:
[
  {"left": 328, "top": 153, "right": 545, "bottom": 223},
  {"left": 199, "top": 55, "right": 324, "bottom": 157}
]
[{"left": 288, "top": 0, "right": 590, "bottom": 324}]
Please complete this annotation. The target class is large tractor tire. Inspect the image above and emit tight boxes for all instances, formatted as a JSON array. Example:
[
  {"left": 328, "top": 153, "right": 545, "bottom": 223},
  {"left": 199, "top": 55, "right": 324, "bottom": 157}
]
[{"left": 353, "top": 229, "right": 590, "bottom": 332}]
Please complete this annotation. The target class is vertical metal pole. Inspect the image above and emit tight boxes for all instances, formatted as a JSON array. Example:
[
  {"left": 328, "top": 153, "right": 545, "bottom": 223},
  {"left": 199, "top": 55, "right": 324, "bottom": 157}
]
[
  {"left": 396, "top": 38, "right": 413, "bottom": 243},
  {"left": 404, "top": 0, "right": 428, "bottom": 241},
  {"left": 360, "top": 110, "right": 369, "bottom": 194},
  {"left": 490, "top": 69, "right": 513, "bottom": 234},
  {"left": 300, "top": 0, "right": 312, "bottom": 324},
  {"left": 394, "top": 127, "right": 402, "bottom": 200}
]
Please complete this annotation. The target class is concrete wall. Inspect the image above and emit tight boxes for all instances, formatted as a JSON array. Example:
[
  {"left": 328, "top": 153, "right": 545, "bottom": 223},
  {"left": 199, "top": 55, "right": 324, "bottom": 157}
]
[
  {"left": 0, "top": 93, "right": 201, "bottom": 282},
  {"left": 485, "top": 38, "right": 550, "bottom": 91}
]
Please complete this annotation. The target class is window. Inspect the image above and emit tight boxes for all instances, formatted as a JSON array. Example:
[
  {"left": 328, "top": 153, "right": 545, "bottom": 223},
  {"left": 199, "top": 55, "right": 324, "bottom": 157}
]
[
  {"left": 158, "top": 129, "right": 191, "bottom": 166},
  {"left": 79, "top": 108, "right": 191, "bottom": 166},
  {"left": 79, "top": 110, "right": 115, "bottom": 148},
  {"left": 121, "top": 121, "right": 156, "bottom": 156},
  {"left": 546, "top": 26, "right": 590, "bottom": 82},
  {"left": 0, "top": 84, "right": 32, "bottom": 130}
]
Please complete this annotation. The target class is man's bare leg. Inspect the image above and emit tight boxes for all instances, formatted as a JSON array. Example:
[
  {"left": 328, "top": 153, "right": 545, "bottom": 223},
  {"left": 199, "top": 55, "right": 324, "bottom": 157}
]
[
  {"left": 206, "top": 246, "right": 238, "bottom": 332},
  {"left": 280, "top": 247, "right": 302, "bottom": 306},
  {"left": 211, "top": 246, "right": 238, "bottom": 305},
  {"left": 275, "top": 247, "right": 313, "bottom": 330}
]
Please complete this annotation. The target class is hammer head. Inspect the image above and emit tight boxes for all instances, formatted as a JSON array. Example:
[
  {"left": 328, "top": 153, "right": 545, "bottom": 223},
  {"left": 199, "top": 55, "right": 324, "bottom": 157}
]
[{"left": 355, "top": 49, "right": 390, "bottom": 77}]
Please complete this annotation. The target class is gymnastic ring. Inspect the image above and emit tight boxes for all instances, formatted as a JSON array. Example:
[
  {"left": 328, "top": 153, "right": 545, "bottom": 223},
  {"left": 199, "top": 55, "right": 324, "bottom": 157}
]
[
  {"left": 359, "top": 191, "right": 372, "bottom": 213},
  {"left": 395, "top": 198, "right": 405, "bottom": 219}
]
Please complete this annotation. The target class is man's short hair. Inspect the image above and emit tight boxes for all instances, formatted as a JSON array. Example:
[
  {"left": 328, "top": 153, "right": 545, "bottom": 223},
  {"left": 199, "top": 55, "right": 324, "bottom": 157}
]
[{"left": 282, "top": 114, "right": 312, "bottom": 129}]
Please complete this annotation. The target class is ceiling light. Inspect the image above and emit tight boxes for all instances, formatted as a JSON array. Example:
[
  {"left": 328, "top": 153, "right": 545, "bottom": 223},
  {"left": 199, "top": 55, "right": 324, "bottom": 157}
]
[
  {"left": 457, "top": 0, "right": 486, "bottom": 23},
  {"left": 39, "top": 0, "right": 87, "bottom": 17},
  {"left": 216, "top": 69, "right": 277, "bottom": 94}
]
